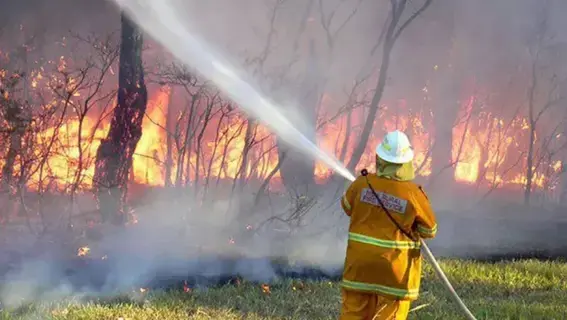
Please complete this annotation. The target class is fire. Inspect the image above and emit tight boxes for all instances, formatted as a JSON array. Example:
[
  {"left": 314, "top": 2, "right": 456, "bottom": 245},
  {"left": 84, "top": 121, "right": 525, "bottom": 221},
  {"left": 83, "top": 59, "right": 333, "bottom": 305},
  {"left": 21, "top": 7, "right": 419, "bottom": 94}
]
[
  {"left": 132, "top": 86, "right": 172, "bottom": 186},
  {"left": 453, "top": 97, "right": 481, "bottom": 184},
  {"left": 30, "top": 117, "right": 110, "bottom": 190},
  {"left": 183, "top": 281, "right": 192, "bottom": 293},
  {"left": 292, "top": 281, "right": 305, "bottom": 291},
  {"left": 261, "top": 283, "right": 271, "bottom": 295},
  {"left": 77, "top": 246, "right": 90, "bottom": 257},
  {"left": 1, "top": 52, "right": 563, "bottom": 198},
  {"left": 20, "top": 86, "right": 562, "bottom": 192}
]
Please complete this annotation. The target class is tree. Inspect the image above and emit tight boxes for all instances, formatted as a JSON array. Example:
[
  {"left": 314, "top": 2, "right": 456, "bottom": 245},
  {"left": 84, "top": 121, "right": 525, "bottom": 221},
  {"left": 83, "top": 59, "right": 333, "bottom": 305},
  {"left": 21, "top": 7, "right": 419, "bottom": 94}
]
[
  {"left": 0, "top": 26, "right": 43, "bottom": 225},
  {"left": 93, "top": 13, "right": 148, "bottom": 225},
  {"left": 346, "top": 0, "right": 433, "bottom": 172},
  {"left": 416, "top": 0, "right": 462, "bottom": 191},
  {"left": 561, "top": 126, "right": 567, "bottom": 206},
  {"left": 523, "top": 0, "right": 566, "bottom": 206},
  {"left": 0, "top": 71, "right": 32, "bottom": 223},
  {"left": 277, "top": 39, "right": 320, "bottom": 195},
  {"left": 273, "top": 0, "right": 318, "bottom": 196}
]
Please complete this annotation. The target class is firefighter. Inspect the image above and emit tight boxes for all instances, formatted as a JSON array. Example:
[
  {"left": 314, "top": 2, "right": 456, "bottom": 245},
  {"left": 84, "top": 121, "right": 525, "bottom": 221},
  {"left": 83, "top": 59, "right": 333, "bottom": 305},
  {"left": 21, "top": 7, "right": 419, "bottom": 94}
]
[{"left": 340, "top": 130, "right": 438, "bottom": 320}]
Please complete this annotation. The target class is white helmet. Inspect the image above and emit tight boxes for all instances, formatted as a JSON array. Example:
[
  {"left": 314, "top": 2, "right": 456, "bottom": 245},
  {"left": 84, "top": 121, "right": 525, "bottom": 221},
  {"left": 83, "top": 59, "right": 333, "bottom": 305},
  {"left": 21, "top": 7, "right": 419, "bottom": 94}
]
[{"left": 375, "top": 130, "right": 414, "bottom": 164}]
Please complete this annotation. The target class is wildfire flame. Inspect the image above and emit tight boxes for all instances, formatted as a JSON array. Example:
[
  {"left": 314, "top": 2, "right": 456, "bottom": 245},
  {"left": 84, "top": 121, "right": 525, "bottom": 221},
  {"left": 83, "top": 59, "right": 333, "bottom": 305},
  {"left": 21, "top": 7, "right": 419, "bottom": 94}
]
[
  {"left": 77, "top": 246, "right": 90, "bottom": 257},
  {"left": 183, "top": 281, "right": 192, "bottom": 293},
  {"left": 1, "top": 54, "right": 563, "bottom": 199},
  {"left": 261, "top": 283, "right": 271, "bottom": 295}
]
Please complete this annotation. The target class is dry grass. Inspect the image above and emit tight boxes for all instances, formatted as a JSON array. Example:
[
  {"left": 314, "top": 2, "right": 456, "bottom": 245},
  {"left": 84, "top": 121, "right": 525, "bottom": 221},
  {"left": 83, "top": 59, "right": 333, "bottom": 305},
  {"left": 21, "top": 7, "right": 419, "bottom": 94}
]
[{"left": 1, "top": 259, "right": 566, "bottom": 319}]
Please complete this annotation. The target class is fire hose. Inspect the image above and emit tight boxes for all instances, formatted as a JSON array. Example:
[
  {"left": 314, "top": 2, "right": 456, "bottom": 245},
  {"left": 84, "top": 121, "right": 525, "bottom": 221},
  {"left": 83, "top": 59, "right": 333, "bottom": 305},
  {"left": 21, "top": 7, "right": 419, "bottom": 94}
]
[
  {"left": 419, "top": 238, "right": 477, "bottom": 320},
  {"left": 356, "top": 169, "right": 478, "bottom": 320}
]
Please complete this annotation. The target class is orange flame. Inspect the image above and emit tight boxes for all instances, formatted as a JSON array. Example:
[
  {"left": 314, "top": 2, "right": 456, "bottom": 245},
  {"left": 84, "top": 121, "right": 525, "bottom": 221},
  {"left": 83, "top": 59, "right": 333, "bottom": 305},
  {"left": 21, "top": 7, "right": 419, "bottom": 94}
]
[
  {"left": 261, "top": 283, "right": 271, "bottom": 295},
  {"left": 1, "top": 60, "right": 562, "bottom": 198},
  {"left": 132, "top": 86, "right": 172, "bottom": 186},
  {"left": 77, "top": 246, "right": 90, "bottom": 257}
]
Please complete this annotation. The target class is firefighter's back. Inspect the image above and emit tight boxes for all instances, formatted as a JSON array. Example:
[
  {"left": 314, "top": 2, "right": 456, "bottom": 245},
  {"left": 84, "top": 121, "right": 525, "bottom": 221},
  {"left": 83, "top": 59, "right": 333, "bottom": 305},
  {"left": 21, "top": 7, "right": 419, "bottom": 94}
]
[{"left": 342, "top": 173, "right": 424, "bottom": 301}]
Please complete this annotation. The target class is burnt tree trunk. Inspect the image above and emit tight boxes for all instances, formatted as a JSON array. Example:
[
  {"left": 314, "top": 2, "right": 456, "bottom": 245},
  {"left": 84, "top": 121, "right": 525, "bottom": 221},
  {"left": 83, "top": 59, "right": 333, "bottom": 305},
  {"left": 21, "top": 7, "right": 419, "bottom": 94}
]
[
  {"left": 165, "top": 86, "right": 175, "bottom": 188},
  {"left": 346, "top": 12, "right": 397, "bottom": 173},
  {"left": 561, "top": 104, "right": 567, "bottom": 206},
  {"left": 0, "top": 69, "right": 30, "bottom": 223},
  {"left": 429, "top": 71, "right": 459, "bottom": 189},
  {"left": 427, "top": 1, "right": 460, "bottom": 191},
  {"left": 561, "top": 152, "right": 567, "bottom": 206},
  {"left": 524, "top": 4, "right": 548, "bottom": 207},
  {"left": 0, "top": 104, "right": 25, "bottom": 223},
  {"left": 346, "top": 0, "right": 432, "bottom": 172},
  {"left": 524, "top": 129, "right": 536, "bottom": 206},
  {"left": 94, "top": 13, "right": 148, "bottom": 225},
  {"left": 237, "top": 118, "right": 255, "bottom": 190},
  {"left": 278, "top": 40, "right": 318, "bottom": 196},
  {"left": 524, "top": 63, "right": 537, "bottom": 206}
]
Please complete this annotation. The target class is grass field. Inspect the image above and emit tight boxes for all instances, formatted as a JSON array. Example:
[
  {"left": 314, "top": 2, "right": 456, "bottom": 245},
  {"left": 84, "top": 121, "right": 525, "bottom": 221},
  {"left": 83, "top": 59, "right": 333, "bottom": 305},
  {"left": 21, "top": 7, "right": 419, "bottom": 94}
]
[{"left": 1, "top": 259, "right": 565, "bottom": 319}]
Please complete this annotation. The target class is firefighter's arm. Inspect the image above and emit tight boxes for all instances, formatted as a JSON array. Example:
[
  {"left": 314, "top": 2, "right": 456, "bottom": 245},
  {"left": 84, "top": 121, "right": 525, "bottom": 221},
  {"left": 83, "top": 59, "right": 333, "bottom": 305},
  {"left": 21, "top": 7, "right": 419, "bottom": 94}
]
[
  {"left": 340, "top": 179, "right": 358, "bottom": 217},
  {"left": 413, "top": 186, "right": 438, "bottom": 239}
]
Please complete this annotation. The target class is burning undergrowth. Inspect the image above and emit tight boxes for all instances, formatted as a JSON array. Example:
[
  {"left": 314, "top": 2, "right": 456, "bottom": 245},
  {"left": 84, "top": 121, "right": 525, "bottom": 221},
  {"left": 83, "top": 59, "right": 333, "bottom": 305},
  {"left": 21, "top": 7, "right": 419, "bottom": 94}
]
[
  {"left": 0, "top": 190, "right": 348, "bottom": 308},
  {"left": 1, "top": 188, "right": 566, "bottom": 310}
]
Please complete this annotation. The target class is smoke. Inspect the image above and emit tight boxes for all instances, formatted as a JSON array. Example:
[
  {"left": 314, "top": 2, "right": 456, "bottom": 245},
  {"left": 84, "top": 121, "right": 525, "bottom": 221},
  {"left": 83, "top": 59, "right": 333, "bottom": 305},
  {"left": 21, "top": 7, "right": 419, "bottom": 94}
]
[
  {"left": 1, "top": 0, "right": 567, "bottom": 310},
  {"left": 0, "top": 188, "right": 349, "bottom": 308}
]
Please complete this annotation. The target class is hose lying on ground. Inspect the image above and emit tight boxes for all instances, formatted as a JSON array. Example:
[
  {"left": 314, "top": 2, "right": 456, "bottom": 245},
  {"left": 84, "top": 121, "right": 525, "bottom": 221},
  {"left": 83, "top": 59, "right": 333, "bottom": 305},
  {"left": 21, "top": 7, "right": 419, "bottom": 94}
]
[{"left": 420, "top": 239, "right": 478, "bottom": 320}]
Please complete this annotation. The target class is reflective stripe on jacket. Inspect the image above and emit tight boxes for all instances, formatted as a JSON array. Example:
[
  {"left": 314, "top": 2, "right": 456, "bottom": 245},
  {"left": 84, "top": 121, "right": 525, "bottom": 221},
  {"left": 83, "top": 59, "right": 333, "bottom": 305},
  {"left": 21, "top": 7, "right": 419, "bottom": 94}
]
[{"left": 340, "top": 173, "right": 437, "bottom": 301}]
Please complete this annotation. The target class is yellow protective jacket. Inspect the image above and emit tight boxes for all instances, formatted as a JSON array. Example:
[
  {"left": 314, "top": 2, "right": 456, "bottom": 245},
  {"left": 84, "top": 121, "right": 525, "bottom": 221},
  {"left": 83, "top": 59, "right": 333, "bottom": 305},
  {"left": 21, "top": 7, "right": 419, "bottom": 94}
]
[{"left": 340, "top": 173, "right": 437, "bottom": 301}]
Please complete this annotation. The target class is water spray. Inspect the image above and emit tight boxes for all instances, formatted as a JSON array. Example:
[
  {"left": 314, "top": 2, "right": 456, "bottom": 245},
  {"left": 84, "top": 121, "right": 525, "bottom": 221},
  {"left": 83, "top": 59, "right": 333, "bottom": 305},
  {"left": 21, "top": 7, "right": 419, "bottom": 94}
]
[
  {"left": 113, "top": 0, "right": 355, "bottom": 183},
  {"left": 110, "top": 1, "right": 475, "bottom": 318}
]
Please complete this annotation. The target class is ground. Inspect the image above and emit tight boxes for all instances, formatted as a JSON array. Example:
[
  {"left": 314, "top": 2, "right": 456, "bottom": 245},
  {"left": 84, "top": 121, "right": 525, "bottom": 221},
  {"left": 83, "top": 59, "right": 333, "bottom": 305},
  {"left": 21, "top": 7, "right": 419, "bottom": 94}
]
[{"left": 1, "top": 259, "right": 565, "bottom": 319}]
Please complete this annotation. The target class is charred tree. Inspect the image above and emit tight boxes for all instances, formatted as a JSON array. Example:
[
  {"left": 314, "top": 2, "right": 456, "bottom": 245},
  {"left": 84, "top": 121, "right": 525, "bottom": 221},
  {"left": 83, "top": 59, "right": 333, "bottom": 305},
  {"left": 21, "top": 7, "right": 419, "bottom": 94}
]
[
  {"left": 429, "top": 67, "right": 460, "bottom": 189},
  {"left": 164, "top": 86, "right": 175, "bottom": 188},
  {"left": 278, "top": 40, "right": 319, "bottom": 195},
  {"left": 425, "top": 1, "right": 461, "bottom": 191},
  {"left": 525, "top": 55, "right": 538, "bottom": 206},
  {"left": 561, "top": 150, "right": 567, "bottom": 206},
  {"left": 347, "top": 0, "right": 433, "bottom": 172},
  {"left": 523, "top": 0, "right": 564, "bottom": 206},
  {"left": 94, "top": 13, "right": 148, "bottom": 225},
  {"left": 0, "top": 76, "right": 30, "bottom": 222},
  {"left": 237, "top": 118, "right": 255, "bottom": 190},
  {"left": 0, "top": 36, "right": 34, "bottom": 222},
  {"left": 562, "top": 101, "right": 567, "bottom": 206}
]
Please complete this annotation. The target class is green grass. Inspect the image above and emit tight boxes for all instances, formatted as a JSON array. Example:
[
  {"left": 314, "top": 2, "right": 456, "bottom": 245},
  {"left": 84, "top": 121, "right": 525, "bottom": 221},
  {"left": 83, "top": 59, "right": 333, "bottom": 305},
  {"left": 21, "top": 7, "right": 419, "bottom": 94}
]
[{"left": 1, "top": 260, "right": 566, "bottom": 319}]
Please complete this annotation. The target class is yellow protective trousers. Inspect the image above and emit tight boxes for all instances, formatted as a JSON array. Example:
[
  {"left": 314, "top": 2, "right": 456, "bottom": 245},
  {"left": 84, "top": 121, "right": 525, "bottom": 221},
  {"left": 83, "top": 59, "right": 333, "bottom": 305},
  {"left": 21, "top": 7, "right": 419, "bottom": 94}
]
[{"left": 340, "top": 288, "right": 410, "bottom": 320}]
